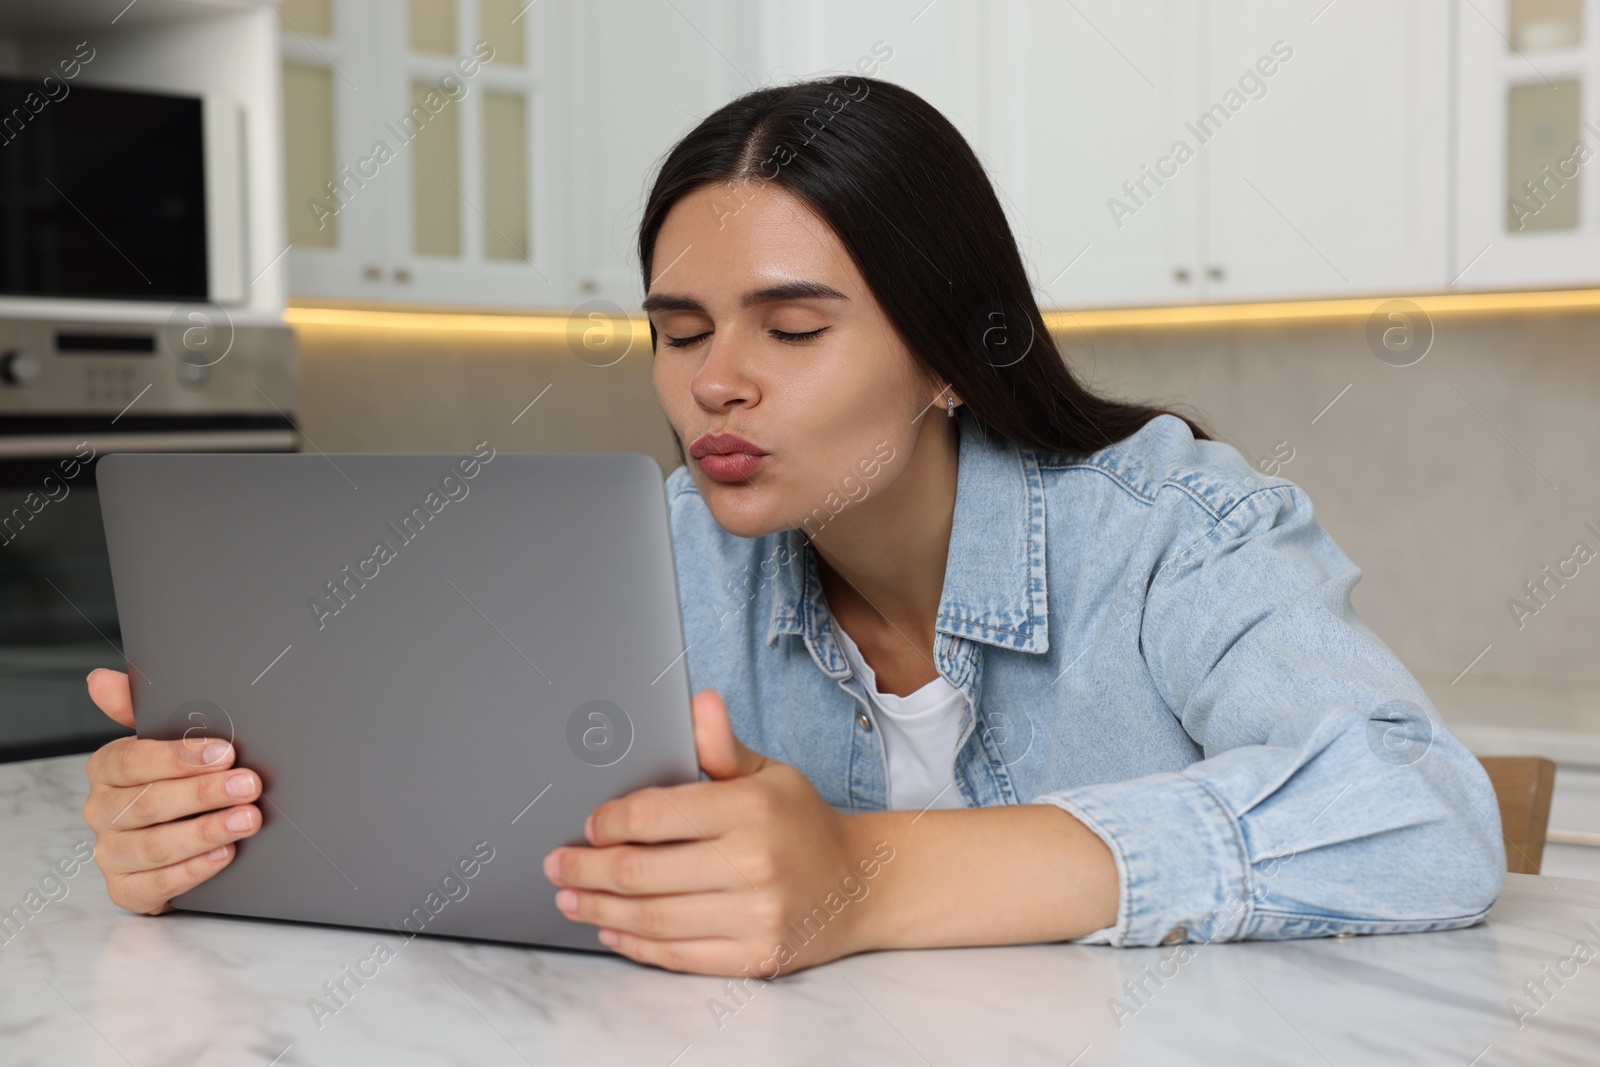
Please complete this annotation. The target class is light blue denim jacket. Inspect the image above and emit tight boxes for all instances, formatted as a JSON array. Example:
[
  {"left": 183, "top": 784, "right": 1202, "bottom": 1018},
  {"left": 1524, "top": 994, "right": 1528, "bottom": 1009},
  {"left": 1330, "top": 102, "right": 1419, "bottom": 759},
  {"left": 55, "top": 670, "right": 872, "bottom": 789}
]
[{"left": 664, "top": 411, "right": 1506, "bottom": 947}]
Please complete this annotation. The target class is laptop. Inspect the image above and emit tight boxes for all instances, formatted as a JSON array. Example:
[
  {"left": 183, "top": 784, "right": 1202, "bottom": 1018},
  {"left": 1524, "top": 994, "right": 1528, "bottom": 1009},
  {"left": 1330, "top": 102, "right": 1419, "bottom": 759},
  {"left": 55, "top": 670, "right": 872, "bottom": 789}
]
[{"left": 96, "top": 448, "right": 699, "bottom": 950}]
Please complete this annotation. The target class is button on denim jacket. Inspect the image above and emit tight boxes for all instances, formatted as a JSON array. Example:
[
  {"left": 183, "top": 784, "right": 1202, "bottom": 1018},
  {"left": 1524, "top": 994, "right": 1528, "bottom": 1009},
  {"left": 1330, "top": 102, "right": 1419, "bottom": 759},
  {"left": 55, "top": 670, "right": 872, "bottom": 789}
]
[{"left": 664, "top": 412, "right": 1506, "bottom": 947}]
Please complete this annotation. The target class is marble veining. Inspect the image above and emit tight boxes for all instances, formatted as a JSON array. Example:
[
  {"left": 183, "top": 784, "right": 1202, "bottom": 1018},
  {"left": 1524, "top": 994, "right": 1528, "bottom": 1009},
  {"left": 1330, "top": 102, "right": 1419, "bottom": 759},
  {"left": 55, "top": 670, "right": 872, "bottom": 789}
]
[{"left": 3, "top": 754, "right": 1599, "bottom": 1066}]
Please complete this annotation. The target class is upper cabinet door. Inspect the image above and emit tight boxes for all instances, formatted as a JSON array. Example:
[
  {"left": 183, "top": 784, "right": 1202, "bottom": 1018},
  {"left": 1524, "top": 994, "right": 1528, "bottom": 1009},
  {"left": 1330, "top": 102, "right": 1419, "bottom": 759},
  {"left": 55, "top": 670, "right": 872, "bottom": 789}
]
[
  {"left": 282, "top": 0, "right": 555, "bottom": 308},
  {"left": 1455, "top": 0, "right": 1600, "bottom": 290},
  {"left": 990, "top": 0, "right": 1204, "bottom": 310},
  {"left": 279, "top": 0, "right": 384, "bottom": 300},
  {"left": 752, "top": 0, "right": 1202, "bottom": 311},
  {"left": 564, "top": 0, "right": 760, "bottom": 310},
  {"left": 1200, "top": 0, "right": 1452, "bottom": 303}
]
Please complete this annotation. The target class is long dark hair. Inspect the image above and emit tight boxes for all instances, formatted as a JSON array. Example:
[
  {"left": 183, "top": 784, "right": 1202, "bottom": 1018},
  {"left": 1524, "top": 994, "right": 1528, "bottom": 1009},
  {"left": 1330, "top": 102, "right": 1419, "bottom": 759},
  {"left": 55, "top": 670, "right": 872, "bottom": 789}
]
[{"left": 638, "top": 76, "right": 1208, "bottom": 458}]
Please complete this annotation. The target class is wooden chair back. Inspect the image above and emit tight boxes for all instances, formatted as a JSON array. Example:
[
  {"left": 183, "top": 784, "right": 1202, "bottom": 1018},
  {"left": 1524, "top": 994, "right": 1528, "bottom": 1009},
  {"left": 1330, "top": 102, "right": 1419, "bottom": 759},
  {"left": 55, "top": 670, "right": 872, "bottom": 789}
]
[{"left": 1478, "top": 756, "right": 1557, "bottom": 874}]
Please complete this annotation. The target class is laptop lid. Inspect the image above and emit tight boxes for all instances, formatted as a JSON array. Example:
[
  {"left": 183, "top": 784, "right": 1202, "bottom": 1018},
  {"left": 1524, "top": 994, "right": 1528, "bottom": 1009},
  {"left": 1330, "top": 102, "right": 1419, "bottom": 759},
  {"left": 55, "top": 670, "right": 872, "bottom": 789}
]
[{"left": 97, "top": 448, "right": 699, "bottom": 950}]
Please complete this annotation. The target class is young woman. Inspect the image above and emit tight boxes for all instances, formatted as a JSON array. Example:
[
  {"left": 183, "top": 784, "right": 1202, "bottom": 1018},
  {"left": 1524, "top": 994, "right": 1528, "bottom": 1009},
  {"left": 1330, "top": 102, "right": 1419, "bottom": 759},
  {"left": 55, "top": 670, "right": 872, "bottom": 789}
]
[{"left": 81, "top": 77, "right": 1504, "bottom": 978}]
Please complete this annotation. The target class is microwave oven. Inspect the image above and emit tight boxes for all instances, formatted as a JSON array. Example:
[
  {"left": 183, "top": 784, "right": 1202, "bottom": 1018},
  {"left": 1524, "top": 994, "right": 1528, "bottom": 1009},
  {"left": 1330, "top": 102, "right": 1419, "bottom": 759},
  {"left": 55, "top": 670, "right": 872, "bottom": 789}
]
[{"left": 0, "top": 76, "right": 246, "bottom": 305}]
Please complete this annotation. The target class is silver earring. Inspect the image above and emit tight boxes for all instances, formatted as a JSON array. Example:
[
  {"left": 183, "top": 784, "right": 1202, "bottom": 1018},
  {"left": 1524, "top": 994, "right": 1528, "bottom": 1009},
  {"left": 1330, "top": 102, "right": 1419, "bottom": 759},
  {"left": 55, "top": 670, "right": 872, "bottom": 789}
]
[{"left": 946, "top": 394, "right": 957, "bottom": 418}]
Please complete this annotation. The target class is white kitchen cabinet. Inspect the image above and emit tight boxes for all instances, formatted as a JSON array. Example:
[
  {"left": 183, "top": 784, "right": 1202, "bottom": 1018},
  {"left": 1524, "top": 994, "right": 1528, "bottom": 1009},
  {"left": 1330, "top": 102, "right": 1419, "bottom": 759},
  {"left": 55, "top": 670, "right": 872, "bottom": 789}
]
[
  {"left": 1200, "top": 0, "right": 1452, "bottom": 301},
  {"left": 277, "top": 1, "right": 1600, "bottom": 312},
  {"left": 988, "top": 0, "right": 1203, "bottom": 309},
  {"left": 280, "top": 0, "right": 555, "bottom": 308},
  {"left": 280, "top": 0, "right": 757, "bottom": 310},
  {"left": 561, "top": 0, "right": 758, "bottom": 309},
  {"left": 1454, "top": 0, "right": 1600, "bottom": 290},
  {"left": 754, "top": 0, "right": 1452, "bottom": 309},
  {"left": 747, "top": 0, "right": 1202, "bottom": 311}
]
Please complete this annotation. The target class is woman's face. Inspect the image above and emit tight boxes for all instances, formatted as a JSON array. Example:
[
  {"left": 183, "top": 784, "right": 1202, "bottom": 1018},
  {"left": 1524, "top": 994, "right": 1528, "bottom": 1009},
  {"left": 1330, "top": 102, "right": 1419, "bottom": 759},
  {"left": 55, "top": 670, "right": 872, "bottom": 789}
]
[{"left": 646, "top": 182, "right": 947, "bottom": 540}]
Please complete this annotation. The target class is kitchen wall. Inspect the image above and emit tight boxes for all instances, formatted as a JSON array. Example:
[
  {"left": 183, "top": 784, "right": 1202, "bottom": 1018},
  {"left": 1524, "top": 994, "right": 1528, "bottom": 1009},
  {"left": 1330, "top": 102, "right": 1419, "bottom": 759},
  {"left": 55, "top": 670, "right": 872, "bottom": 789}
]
[
  {"left": 294, "top": 318, "right": 679, "bottom": 472},
  {"left": 294, "top": 306, "right": 1600, "bottom": 757}
]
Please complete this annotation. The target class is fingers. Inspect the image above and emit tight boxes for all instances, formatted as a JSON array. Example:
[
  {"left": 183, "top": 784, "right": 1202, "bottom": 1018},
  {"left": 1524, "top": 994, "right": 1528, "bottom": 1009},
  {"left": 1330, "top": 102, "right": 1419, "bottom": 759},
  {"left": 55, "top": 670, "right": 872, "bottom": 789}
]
[
  {"left": 692, "top": 689, "right": 767, "bottom": 781},
  {"left": 88, "top": 735, "right": 237, "bottom": 790},
  {"left": 600, "top": 929, "right": 758, "bottom": 977},
  {"left": 106, "top": 840, "right": 242, "bottom": 915},
  {"left": 587, "top": 778, "right": 776, "bottom": 847},
  {"left": 97, "top": 803, "right": 261, "bottom": 876},
  {"left": 556, "top": 887, "right": 745, "bottom": 942},
  {"left": 546, "top": 840, "right": 749, "bottom": 896},
  {"left": 90, "top": 766, "right": 261, "bottom": 831},
  {"left": 81, "top": 727, "right": 263, "bottom": 918},
  {"left": 87, "top": 668, "right": 135, "bottom": 729}
]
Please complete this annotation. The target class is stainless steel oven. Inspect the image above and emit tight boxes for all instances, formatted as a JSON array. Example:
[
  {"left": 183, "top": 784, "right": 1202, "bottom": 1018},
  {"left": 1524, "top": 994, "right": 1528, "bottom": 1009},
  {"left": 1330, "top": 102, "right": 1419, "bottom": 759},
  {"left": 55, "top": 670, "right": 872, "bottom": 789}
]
[{"left": 0, "top": 310, "right": 296, "bottom": 761}]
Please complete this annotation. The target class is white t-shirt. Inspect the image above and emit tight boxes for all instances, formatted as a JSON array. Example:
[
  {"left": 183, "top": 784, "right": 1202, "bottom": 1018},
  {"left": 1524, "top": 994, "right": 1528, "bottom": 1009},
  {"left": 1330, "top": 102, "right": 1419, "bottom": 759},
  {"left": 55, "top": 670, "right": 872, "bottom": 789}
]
[
  {"left": 834, "top": 623, "right": 969, "bottom": 813},
  {"left": 835, "top": 624, "right": 1117, "bottom": 943}
]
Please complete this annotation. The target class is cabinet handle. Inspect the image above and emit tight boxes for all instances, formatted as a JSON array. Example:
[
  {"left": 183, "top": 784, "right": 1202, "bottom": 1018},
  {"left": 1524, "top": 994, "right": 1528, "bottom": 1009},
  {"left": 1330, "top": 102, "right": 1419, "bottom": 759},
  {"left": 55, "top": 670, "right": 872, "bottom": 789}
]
[
  {"left": 1207, "top": 265, "right": 1225, "bottom": 281},
  {"left": 393, "top": 267, "right": 412, "bottom": 283},
  {"left": 1173, "top": 267, "right": 1191, "bottom": 283},
  {"left": 363, "top": 264, "right": 382, "bottom": 281}
]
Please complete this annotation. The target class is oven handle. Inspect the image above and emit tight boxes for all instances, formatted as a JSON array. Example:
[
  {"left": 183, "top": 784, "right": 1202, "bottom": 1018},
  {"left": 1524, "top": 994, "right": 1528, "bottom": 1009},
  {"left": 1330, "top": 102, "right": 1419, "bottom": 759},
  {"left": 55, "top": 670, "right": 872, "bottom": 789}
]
[{"left": 0, "top": 430, "right": 301, "bottom": 458}]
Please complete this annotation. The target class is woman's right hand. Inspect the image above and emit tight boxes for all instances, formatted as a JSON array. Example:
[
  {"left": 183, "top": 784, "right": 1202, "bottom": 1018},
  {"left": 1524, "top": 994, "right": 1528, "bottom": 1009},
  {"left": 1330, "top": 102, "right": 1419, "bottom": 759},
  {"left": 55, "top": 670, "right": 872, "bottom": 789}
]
[{"left": 82, "top": 668, "right": 263, "bottom": 914}]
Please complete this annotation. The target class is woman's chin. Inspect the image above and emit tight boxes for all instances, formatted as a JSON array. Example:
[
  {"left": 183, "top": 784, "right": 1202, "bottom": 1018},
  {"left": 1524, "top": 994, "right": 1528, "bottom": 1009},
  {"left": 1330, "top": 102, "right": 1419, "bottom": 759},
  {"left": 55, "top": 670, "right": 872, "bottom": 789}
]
[{"left": 699, "top": 488, "right": 791, "bottom": 540}]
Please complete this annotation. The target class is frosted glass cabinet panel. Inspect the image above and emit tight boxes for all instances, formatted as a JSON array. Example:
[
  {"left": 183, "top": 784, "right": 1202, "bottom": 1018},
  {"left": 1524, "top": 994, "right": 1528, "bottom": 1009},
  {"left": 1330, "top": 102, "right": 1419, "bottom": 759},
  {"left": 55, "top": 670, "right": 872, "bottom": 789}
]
[
  {"left": 277, "top": 0, "right": 332, "bottom": 38},
  {"left": 482, "top": 92, "right": 529, "bottom": 260},
  {"left": 1510, "top": 0, "right": 1584, "bottom": 49},
  {"left": 282, "top": 0, "right": 546, "bottom": 305},
  {"left": 409, "top": 0, "right": 458, "bottom": 55},
  {"left": 281, "top": 63, "right": 337, "bottom": 249},
  {"left": 409, "top": 79, "right": 463, "bottom": 257},
  {"left": 1505, "top": 79, "right": 1583, "bottom": 233},
  {"left": 1457, "top": 0, "right": 1600, "bottom": 289}
]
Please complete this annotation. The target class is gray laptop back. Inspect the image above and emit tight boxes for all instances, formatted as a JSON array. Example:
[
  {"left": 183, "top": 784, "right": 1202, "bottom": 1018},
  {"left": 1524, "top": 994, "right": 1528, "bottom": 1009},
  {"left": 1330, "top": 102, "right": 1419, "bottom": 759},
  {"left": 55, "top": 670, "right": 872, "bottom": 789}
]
[{"left": 97, "top": 449, "right": 699, "bottom": 951}]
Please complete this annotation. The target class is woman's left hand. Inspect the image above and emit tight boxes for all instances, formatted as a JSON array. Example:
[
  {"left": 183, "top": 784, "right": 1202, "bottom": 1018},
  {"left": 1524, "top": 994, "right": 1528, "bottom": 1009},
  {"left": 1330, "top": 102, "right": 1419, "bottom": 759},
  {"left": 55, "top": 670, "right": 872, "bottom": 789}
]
[{"left": 543, "top": 689, "right": 880, "bottom": 976}]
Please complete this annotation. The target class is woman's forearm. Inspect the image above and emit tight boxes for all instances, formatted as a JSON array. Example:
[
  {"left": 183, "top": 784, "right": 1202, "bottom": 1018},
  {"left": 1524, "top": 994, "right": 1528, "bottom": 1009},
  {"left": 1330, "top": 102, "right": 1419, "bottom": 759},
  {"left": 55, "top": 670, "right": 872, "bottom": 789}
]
[{"left": 843, "top": 804, "right": 1120, "bottom": 952}]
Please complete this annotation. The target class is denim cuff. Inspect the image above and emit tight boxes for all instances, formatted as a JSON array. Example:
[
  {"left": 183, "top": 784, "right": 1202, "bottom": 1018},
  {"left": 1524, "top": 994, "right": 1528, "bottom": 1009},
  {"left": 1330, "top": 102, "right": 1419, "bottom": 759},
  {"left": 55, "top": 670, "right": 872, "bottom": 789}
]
[{"left": 1035, "top": 772, "right": 1254, "bottom": 947}]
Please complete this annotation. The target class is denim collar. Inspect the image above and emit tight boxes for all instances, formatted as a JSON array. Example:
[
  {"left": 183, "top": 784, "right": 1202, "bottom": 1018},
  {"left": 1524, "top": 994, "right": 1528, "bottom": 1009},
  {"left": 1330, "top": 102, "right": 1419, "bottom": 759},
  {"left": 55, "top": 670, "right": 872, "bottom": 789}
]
[{"left": 765, "top": 411, "right": 1051, "bottom": 672}]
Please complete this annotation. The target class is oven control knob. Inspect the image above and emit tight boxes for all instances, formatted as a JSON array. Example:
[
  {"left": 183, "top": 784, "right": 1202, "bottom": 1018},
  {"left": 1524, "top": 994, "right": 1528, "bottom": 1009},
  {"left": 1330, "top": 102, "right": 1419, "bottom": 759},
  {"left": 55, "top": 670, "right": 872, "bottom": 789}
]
[{"left": 1, "top": 350, "right": 42, "bottom": 386}]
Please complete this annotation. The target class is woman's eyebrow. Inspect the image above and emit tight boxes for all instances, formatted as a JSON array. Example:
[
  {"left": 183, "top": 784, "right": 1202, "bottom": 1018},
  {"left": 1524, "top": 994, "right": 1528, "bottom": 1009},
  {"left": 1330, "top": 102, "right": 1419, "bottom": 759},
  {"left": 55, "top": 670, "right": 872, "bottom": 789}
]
[
  {"left": 641, "top": 293, "right": 704, "bottom": 314},
  {"left": 740, "top": 281, "right": 848, "bottom": 307},
  {"left": 641, "top": 280, "right": 848, "bottom": 315}
]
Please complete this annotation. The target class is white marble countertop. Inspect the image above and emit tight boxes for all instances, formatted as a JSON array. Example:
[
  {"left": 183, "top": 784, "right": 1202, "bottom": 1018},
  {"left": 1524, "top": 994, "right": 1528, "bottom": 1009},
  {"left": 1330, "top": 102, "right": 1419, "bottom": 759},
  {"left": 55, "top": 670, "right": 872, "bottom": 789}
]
[{"left": 4, "top": 754, "right": 1600, "bottom": 1067}]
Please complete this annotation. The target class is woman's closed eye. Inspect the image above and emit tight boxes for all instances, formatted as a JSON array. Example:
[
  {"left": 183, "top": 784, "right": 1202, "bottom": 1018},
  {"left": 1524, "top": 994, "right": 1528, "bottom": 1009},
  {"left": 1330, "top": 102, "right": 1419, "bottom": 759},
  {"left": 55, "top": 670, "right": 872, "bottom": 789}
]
[
  {"left": 662, "top": 325, "right": 832, "bottom": 349},
  {"left": 770, "top": 326, "right": 830, "bottom": 343},
  {"left": 663, "top": 330, "right": 712, "bottom": 349}
]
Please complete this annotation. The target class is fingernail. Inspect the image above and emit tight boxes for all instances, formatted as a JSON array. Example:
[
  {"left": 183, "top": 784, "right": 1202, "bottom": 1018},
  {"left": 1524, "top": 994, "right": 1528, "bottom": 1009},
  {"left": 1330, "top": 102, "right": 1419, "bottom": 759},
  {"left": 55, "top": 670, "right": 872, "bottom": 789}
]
[
  {"left": 226, "top": 808, "right": 254, "bottom": 832},
  {"left": 207, "top": 846, "right": 229, "bottom": 862},
  {"left": 224, "top": 771, "right": 255, "bottom": 798},
  {"left": 584, "top": 813, "right": 595, "bottom": 842},
  {"left": 556, "top": 888, "right": 578, "bottom": 913},
  {"left": 86, "top": 668, "right": 101, "bottom": 682},
  {"left": 598, "top": 928, "right": 619, "bottom": 948},
  {"left": 202, "top": 742, "right": 232, "bottom": 765},
  {"left": 543, "top": 851, "right": 561, "bottom": 881}
]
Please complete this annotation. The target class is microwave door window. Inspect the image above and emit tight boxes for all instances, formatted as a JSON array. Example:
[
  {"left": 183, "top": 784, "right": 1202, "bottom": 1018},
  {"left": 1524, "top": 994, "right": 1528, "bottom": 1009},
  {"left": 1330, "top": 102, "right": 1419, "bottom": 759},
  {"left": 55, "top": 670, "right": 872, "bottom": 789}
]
[{"left": 0, "top": 78, "right": 208, "bottom": 302}]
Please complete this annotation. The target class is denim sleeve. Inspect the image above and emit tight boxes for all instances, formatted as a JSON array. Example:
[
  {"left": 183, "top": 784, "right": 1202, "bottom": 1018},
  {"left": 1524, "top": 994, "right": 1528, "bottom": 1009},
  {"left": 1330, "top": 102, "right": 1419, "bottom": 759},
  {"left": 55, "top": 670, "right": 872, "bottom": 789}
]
[{"left": 1033, "top": 484, "right": 1506, "bottom": 947}]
